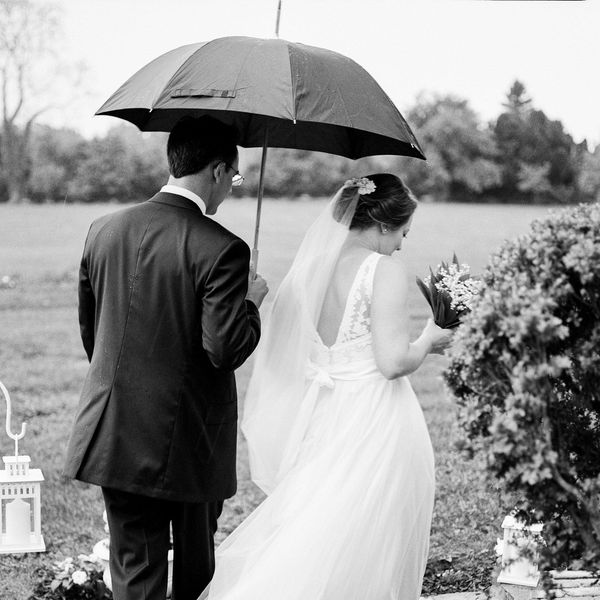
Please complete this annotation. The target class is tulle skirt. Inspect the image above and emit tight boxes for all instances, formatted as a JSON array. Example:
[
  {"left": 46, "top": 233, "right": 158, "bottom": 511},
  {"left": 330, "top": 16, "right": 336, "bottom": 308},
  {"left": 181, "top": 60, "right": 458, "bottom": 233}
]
[{"left": 204, "top": 372, "right": 435, "bottom": 600}]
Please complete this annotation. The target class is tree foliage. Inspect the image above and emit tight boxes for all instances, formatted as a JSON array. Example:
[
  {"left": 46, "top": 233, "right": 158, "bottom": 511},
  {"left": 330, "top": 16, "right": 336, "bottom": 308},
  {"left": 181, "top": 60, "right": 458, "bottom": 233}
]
[
  {"left": 0, "top": 80, "right": 598, "bottom": 204},
  {"left": 404, "top": 94, "right": 502, "bottom": 200},
  {"left": 502, "top": 80, "right": 532, "bottom": 115},
  {"left": 65, "top": 127, "right": 168, "bottom": 203},
  {"left": 494, "top": 82, "right": 587, "bottom": 204}
]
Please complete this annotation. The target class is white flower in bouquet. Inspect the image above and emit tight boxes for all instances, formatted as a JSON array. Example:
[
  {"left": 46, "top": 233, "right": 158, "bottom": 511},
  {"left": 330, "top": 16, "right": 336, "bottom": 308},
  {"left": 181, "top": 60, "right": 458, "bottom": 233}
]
[
  {"left": 432, "top": 262, "right": 483, "bottom": 313},
  {"left": 417, "top": 255, "right": 482, "bottom": 329}
]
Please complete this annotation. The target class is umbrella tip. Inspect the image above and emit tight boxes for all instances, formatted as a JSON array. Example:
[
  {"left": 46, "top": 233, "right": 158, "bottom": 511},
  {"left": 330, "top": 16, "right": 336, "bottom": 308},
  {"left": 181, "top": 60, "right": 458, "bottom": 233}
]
[{"left": 275, "top": 0, "right": 282, "bottom": 38}]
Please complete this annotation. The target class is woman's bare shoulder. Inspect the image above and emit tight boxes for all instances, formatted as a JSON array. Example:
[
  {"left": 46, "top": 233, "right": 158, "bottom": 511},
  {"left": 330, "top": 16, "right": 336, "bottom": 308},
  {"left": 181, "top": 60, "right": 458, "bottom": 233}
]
[{"left": 375, "top": 254, "right": 409, "bottom": 287}]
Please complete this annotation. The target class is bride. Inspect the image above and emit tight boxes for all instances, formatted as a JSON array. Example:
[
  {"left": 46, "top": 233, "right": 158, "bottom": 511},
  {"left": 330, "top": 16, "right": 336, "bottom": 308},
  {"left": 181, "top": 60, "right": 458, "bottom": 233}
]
[{"left": 201, "top": 174, "right": 453, "bottom": 600}]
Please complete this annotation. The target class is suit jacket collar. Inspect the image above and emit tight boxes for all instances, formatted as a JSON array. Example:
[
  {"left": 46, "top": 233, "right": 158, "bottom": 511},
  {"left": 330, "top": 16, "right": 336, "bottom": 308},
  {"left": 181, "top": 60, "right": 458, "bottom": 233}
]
[{"left": 148, "top": 192, "right": 203, "bottom": 213}]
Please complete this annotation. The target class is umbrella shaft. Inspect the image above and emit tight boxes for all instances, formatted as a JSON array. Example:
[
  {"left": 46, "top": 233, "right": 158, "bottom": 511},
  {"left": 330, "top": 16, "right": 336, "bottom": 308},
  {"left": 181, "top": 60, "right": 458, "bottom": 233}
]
[{"left": 252, "top": 131, "right": 269, "bottom": 276}]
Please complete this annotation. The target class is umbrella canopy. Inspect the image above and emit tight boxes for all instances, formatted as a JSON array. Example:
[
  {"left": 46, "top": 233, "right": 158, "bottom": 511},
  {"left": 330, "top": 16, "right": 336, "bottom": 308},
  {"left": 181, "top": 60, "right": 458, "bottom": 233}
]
[{"left": 96, "top": 36, "right": 425, "bottom": 161}]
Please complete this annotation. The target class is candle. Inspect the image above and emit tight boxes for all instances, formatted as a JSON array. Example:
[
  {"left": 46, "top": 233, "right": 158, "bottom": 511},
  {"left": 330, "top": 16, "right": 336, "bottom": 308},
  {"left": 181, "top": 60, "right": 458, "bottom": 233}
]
[{"left": 5, "top": 498, "right": 31, "bottom": 545}]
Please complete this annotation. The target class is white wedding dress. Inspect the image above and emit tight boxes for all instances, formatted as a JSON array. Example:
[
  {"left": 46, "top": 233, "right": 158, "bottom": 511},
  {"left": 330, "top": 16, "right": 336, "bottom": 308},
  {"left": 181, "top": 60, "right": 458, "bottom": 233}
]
[{"left": 204, "top": 252, "right": 435, "bottom": 600}]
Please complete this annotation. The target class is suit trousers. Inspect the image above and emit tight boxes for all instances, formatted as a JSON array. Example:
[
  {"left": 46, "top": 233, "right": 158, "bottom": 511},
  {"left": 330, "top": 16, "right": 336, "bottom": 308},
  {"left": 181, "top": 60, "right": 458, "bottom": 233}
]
[{"left": 102, "top": 487, "right": 223, "bottom": 600}]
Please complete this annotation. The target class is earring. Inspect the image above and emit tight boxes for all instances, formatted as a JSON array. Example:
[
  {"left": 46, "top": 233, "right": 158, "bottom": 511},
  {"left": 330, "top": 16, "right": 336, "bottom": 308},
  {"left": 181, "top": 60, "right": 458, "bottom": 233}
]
[{"left": 381, "top": 226, "right": 388, "bottom": 234}]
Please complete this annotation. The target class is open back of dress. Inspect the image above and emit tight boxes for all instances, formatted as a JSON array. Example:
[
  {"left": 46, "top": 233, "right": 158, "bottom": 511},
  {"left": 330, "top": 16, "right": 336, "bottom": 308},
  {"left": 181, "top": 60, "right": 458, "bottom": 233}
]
[{"left": 317, "top": 251, "right": 381, "bottom": 348}]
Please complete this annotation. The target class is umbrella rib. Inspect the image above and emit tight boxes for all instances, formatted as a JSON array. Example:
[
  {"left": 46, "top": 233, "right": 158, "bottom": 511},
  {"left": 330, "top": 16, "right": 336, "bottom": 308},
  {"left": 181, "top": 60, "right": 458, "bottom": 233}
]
[
  {"left": 336, "top": 81, "right": 353, "bottom": 128},
  {"left": 230, "top": 41, "right": 268, "bottom": 143},
  {"left": 230, "top": 40, "right": 261, "bottom": 110},
  {"left": 329, "top": 56, "right": 356, "bottom": 128},
  {"left": 362, "top": 75, "right": 422, "bottom": 153},
  {"left": 288, "top": 44, "right": 297, "bottom": 124}
]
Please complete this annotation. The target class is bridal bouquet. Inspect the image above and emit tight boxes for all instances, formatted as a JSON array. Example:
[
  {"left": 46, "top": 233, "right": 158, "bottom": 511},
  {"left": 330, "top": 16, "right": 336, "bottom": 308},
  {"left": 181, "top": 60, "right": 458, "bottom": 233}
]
[{"left": 416, "top": 255, "right": 482, "bottom": 329}]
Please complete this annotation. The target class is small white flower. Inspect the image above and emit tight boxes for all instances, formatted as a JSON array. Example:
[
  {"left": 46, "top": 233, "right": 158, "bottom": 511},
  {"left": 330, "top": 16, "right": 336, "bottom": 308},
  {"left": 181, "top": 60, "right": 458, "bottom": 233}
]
[
  {"left": 432, "top": 262, "right": 482, "bottom": 314},
  {"left": 55, "top": 557, "right": 74, "bottom": 571},
  {"left": 72, "top": 570, "right": 88, "bottom": 586},
  {"left": 345, "top": 177, "right": 376, "bottom": 195}
]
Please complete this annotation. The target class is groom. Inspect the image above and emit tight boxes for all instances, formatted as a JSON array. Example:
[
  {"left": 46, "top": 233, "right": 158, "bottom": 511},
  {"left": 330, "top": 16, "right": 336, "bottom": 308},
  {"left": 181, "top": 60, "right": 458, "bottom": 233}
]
[{"left": 64, "top": 116, "right": 268, "bottom": 600}]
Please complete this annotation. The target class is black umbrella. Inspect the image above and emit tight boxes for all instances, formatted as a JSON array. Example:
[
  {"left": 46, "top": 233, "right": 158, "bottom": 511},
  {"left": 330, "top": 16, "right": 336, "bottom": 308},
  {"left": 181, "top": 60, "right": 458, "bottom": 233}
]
[{"left": 96, "top": 36, "right": 425, "bottom": 268}]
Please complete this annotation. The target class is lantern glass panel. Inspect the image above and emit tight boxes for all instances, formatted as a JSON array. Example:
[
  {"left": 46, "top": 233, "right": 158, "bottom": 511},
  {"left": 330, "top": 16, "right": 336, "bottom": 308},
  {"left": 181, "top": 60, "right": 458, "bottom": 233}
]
[{"left": 2, "top": 496, "right": 34, "bottom": 534}]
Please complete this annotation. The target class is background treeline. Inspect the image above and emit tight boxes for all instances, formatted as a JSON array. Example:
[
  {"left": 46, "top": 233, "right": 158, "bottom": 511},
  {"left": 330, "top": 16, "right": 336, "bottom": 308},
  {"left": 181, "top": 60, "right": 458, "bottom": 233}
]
[{"left": 2, "top": 81, "right": 599, "bottom": 204}]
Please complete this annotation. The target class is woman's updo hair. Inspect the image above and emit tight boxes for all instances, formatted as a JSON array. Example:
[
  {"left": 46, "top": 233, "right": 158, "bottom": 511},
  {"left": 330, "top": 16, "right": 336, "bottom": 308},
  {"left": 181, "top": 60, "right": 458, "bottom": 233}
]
[{"left": 333, "top": 173, "right": 417, "bottom": 231}]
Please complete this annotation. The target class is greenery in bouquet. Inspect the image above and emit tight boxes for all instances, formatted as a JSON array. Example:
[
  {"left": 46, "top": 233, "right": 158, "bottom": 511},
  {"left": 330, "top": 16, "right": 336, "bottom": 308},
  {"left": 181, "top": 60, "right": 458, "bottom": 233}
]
[
  {"left": 444, "top": 203, "right": 600, "bottom": 574},
  {"left": 416, "top": 254, "right": 482, "bottom": 329},
  {"left": 29, "top": 555, "right": 111, "bottom": 600}
]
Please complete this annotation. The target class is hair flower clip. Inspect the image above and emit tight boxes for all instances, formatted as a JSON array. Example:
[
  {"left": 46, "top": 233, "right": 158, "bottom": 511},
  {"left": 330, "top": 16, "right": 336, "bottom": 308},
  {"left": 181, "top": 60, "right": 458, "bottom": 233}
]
[{"left": 345, "top": 177, "right": 376, "bottom": 195}]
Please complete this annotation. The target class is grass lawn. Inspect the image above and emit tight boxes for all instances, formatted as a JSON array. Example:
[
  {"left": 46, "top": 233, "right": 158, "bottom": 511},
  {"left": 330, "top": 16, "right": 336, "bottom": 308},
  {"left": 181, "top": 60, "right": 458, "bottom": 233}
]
[{"left": 0, "top": 199, "right": 557, "bottom": 599}]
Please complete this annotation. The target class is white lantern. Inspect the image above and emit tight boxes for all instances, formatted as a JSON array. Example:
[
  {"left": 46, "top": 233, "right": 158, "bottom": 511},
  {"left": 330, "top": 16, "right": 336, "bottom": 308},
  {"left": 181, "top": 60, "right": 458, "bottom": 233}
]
[
  {"left": 496, "top": 514, "right": 542, "bottom": 587},
  {"left": 0, "top": 380, "right": 45, "bottom": 554}
]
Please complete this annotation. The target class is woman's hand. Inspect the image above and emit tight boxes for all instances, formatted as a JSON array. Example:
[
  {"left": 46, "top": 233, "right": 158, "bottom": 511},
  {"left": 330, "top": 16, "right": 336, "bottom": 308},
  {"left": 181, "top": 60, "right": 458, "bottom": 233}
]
[{"left": 423, "top": 319, "right": 454, "bottom": 355}]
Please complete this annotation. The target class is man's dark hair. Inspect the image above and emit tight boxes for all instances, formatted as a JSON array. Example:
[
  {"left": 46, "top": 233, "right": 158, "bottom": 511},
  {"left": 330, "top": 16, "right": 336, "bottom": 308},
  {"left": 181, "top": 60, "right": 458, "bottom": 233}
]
[{"left": 167, "top": 116, "right": 238, "bottom": 177}]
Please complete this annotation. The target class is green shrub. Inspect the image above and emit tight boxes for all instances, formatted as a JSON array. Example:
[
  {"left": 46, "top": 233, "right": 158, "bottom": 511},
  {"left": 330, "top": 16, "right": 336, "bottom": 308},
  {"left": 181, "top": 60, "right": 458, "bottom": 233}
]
[{"left": 444, "top": 202, "right": 600, "bottom": 571}]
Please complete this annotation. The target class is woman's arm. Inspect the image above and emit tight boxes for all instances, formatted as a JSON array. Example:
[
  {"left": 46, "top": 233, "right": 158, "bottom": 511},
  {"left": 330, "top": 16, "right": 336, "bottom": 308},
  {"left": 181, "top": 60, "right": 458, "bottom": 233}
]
[{"left": 371, "top": 255, "right": 451, "bottom": 379}]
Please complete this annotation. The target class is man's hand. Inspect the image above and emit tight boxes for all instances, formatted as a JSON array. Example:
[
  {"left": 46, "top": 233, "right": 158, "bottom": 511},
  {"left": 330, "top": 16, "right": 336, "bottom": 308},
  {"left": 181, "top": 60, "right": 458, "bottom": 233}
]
[{"left": 246, "top": 272, "right": 269, "bottom": 308}]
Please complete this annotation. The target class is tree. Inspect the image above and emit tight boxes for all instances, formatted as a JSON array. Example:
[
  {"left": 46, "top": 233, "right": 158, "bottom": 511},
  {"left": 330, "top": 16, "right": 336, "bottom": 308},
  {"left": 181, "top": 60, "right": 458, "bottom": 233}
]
[
  {"left": 516, "top": 162, "right": 553, "bottom": 203},
  {"left": 395, "top": 146, "right": 451, "bottom": 202},
  {"left": 67, "top": 125, "right": 168, "bottom": 203},
  {"left": 494, "top": 81, "right": 581, "bottom": 203},
  {"left": 402, "top": 93, "right": 502, "bottom": 201},
  {"left": 241, "top": 148, "right": 361, "bottom": 198},
  {"left": 502, "top": 79, "right": 532, "bottom": 115},
  {"left": 28, "top": 124, "right": 86, "bottom": 202},
  {"left": 0, "top": 0, "right": 84, "bottom": 203}
]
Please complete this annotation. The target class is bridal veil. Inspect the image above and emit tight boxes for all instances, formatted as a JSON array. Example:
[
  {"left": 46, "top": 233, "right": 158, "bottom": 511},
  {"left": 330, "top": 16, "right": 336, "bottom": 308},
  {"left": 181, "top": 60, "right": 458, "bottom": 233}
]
[{"left": 241, "top": 183, "right": 359, "bottom": 494}]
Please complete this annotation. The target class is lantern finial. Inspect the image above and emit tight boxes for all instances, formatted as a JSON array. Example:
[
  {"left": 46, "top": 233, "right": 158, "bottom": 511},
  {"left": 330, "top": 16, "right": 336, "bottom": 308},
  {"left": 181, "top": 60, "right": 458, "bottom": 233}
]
[{"left": 1, "top": 380, "right": 27, "bottom": 458}]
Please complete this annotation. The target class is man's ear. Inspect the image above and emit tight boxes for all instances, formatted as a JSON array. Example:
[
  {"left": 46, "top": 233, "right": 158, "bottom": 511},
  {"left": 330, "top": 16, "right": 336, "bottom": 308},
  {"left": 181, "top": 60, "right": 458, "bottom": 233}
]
[{"left": 213, "top": 161, "right": 225, "bottom": 183}]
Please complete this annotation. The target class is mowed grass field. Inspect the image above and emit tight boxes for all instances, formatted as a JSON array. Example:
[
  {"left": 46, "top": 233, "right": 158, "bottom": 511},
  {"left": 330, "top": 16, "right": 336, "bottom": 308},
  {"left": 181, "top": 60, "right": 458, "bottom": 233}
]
[{"left": 0, "top": 199, "right": 555, "bottom": 599}]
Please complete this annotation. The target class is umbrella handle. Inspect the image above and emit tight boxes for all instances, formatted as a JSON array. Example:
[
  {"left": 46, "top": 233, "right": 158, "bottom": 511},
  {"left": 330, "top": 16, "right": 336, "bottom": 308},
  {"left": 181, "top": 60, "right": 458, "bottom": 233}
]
[{"left": 250, "top": 248, "right": 259, "bottom": 280}]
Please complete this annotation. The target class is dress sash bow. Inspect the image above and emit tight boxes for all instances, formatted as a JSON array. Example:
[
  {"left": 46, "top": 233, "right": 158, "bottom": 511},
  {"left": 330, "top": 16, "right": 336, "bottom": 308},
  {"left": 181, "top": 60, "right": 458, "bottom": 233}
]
[{"left": 275, "top": 357, "right": 381, "bottom": 484}]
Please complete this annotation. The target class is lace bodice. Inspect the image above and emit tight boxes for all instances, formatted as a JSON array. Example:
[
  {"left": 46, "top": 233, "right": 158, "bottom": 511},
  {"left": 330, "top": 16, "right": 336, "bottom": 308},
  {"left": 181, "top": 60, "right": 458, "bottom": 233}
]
[
  {"left": 312, "top": 252, "right": 382, "bottom": 365},
  {"left": 336, "top": 252, "right": 381, "bottom": 344}
]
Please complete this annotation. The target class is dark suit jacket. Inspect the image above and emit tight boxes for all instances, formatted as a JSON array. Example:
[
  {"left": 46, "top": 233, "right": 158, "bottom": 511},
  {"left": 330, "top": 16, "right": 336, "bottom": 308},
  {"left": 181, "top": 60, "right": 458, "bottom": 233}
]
[{"left": 64, "top": 192, "right": 261, "bottom": 502}]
